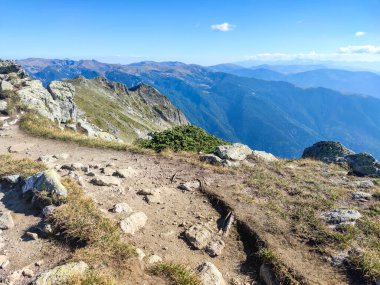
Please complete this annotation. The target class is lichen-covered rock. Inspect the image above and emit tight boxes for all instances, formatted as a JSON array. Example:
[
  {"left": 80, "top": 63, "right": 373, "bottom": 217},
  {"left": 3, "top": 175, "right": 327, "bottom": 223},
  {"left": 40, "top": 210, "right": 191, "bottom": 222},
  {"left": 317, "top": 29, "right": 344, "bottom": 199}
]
[
  {"left": 321, "top": 209, "right": 362, "bottom": 226},
  {"left": 33, "top": 261, "right": 89, "bottom": 285},
  {"left": 251, "top": 150, "right": 278, "bottom": 162},
  {"left": 197, "top": 262, "right": 227, "bottom": 285},
  {"left": 345, "top": 153, "right": 380, "bottom": 177},
  {"left": 120, "top": 212, "right": 148, "bottom": 235},
  {"left": 302, "top": 141, "right": 354, "bottom": 163},
  {"left": 200, "top": 154, "right": 223, "bottom": 165},
  {"left": 185, "top": 224, "right": 212, "bottom": 249},
  {"left": 22, "top": 169, "right": 67, "bottom": 198},
  {"left": 216, "top": 143, "right": 253, "bottom": 161}
]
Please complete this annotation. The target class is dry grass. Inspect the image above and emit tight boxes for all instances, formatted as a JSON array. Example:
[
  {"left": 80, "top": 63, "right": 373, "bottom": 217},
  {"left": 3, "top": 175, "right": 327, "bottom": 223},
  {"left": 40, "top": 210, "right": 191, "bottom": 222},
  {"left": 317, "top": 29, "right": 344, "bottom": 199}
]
[
  {"left": 151, "top": 262, "right": 201, "bottom": 285},
  {"left": 49, "top": 178, "right": 135, "bottom": 279},
  {"left": 0, "top": 154, "right": 46, "bottom": 178},
  {"left": 241, "top": 158, "right": 380, "bottom": 282},
  {"left": 19, "top": 111, "right": 151, "bottom": 154},
  {"left": 62, "top": 272, "right": 117, "bottom": 285}
]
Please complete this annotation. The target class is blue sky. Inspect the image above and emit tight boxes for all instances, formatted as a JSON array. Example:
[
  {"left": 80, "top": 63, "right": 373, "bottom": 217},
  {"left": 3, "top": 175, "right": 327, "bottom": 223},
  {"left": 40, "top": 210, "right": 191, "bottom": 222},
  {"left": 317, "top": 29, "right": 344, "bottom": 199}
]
[{"left": 1, "top": 0, "right": 379, "bottom": 65}]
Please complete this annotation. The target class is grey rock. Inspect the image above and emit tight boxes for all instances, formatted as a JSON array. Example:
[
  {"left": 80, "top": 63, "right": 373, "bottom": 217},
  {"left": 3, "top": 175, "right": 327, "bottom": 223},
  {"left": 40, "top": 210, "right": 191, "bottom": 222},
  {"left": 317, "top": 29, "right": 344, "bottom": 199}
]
[
  {"left": 90, "top": 176, "right": 120, "bottom": 186},
  {"left": 22, "top": 169, "right": 67, "bottom": 198},
  {"left": 321, "top": 209, "right": 362, "bottom": 226},
  {"left": 352, "top": 191, "right": 372, "bottom": 201},
  {"left": 197, "top": 262, "right": 227, "bottom": 285},
  {"left": 216, "top": 143, "right": 253, "bottom": 161},
  {"left": 42, "top": 205, "right": 56, "bottom": 218},
  {"left": 61, "top": 163, "right": 86, "bottom": 171},
  {"left": 136, "top": 248, "right": 146, "bottom": 261},
  {"left": 111, "top": 203, "right": 133, "bottom": 213},
  {"left": 120, "top": 212, "right": 148, "bottom": 235},
  {"left": 205, "top": 239, "right": 225, "bottom": 257},
  {"left": 22, "top": 268, "right": 34, "bottom": 278},
  {"left": 178, "top": 181, "right": 201, "bottom": 191},
  {"left": 0, "top": 100, "right": 7, "bottom": 112},
  {"left": 147, "top": 255, "right": 162, "bottom": 264},
  {"left": 0, "top": 211, "right": 14, "bottom": 230},
  {"left": 47, "top": 81, "right": 77, "bottom": 123},
  {"left": 37, "top": 155, "right": 58, "bottom": 164},
  {"left": 185, "top": 224, "right": 212, "bottom": 249},
  {"left": 33, "top": 261, "right": 89, "bottom": 285},
  {"left": 345, "top": 153, "right": 380, "bottom": 177},
  {"left": 0, "top": 80, "right": 14, "bottom": 92},
  {"left": 200, "top": 154, "right": 223, "bottom": 165},
  {"left": 251, "top": 150, "right": 278, "bottom": 162},
  {"left": 354, "top": 180, "right": 375, "bottom": 188},
  {"left": 0, "top": 255, "right": 10, "bottom": 269},
  {"left": 302, "top": 141, "right": 354, "bottom": 163}
]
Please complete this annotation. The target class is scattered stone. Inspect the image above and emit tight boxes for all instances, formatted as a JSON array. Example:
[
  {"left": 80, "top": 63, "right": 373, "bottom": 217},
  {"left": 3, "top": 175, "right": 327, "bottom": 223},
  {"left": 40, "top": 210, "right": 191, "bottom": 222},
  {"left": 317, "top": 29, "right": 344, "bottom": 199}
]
[
  {"left": 37, "top": 155, "right": 58, "bottom": 164},
  {"left": 136, "top": 248, "right": 146, "bottom": 261},
  {"left": 53, "top": 153, "right": 70, "bottom": 160},
  {"left": 0, "top": 211, "right": 14, "bottom": 230},
  {"left": 8, "top": 270, "right": 22, "bottom": 285},
  {"left": 321, "top": 209, "right": 362, "bottom": 226},
  {"left": 178, "top": 181, "right": 201, "bottom": 191},
  {"left": 111, "top": 203, "right": 133, "bottom": 213},
  {"left": 354, "top": 180, "right": 374, "bottom": 188},
  {"left": 205, "top": 239, "right": 225, "bottom": 257},
  {"left": 22, "top": 268, "right": 34, "bottom": 278},
  {"left": 33, "top": 261, "right": 89, "bottom": 285},
  {"left": 113, "top": 167, "right": 139, "bottom": 178},
  {"left": 259, "top": 264, "right": 278, "bottom": 285},
  {"left": 197, "top": 262, "right": 227, "bottom": 285},
  {"left": 0, "top": 100, "right": 7, "bottom": 113},
  {"left": 352, "top": 191, "right": 372, "bottom": 201},
  {"left": 0, "top": 80, "right": 14, "bottom": 92},
  {"left": 68, "top": 171, "right": 84, "bottom": 186},
  {"left": 1, "top": 174, "right": 20, "bottom": 184},
  {"left": 200, "top": 154, "right": 223, "bottom": 165},
  {"left": 42, "top": 205, "right": 56, "bottom": 218},
  {"left": 22, "top": 169, "right": 67, "bottom": 197},
  {"left": 100, "top": 167, "right": 115, "bottom": 176},
  {"left": 329, "top": 252, "right": 348, "bottom": 267},
  {"left": 90, "top": 176, "right": 120, "bottom": 186},
  {"left": 216, "top": 143, "right": 253, "bottom": 161},
  {"left": 346, "top": 153, "right": 380, "bottom": 177},
  {"left": 26, "top": 231, "right": 39, "bottom": 240},
  {"left": 120, "top": 212, "right": 148, "bottom": 235},
  {"left": 61, "top": 163, "right": 86, "bottom": 171},
  {"left": 251, "top": 150, "right": 278, "bottom": 162},
  {"left": 41, "top": 223, "right": 53, "bottom": 235},
  {"left": 147, "top": 255, "right": 162, "bottom": 264},
  {"left": 0, "top": 255, "right": 9, "bottom": 269},
  {"left": 137, "top": 188, "right": 162, "bottom": 204},
  {"left": 302, "top": 141, "right": 354, "bottom": 163},
  {"left": 185, "top": 224, "right": 212, "bottom": 249},
  {"left": 86, "top": 171, "right": 96, "bottom": 177},
  {"left": 35, "top": 260, "right": 44, "bottom": 267},
  {"left": 222, "top": 159, "right": 240, "bottom": 167}
]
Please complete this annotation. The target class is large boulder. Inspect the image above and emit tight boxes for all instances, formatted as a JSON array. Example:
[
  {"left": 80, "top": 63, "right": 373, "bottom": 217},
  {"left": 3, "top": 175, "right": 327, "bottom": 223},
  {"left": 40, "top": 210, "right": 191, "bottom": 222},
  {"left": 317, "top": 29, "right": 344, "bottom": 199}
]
[
  {"left": 33, "top": 261, "right": 89, "bottom": 285},
  {"left": 22, "top": 169, "right": 68, "bottom": 198},
  {"left": 216, "top": 143, "right": 253, "bottom": 161},
  {"left": 47, "top": 81, "right": 77, "bottom": 123},
  {"left": 302, "top": 141, "right": 354, "bottom": 163},
  {"left": 251, "top": 150, "right": 278, "bottom": 162},
  {"left": 345, "top": 153, "right": 380, "bottom": 177},
  {"left": 197, "top": 262, "right": 227, "bottom": 285}
]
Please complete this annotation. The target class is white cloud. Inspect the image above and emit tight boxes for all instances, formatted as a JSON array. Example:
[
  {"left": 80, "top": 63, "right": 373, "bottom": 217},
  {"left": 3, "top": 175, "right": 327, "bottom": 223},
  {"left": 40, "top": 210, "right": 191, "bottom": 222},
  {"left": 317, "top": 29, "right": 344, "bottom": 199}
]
[
  {"left": 355, "top": 31, "right": 366, "bottom": 37},
  {"left": 210, "top": 22, "right": 235, "bottom": 32},
  {"left": 339, "top": 45, "right": 380, "bottom": 54}
]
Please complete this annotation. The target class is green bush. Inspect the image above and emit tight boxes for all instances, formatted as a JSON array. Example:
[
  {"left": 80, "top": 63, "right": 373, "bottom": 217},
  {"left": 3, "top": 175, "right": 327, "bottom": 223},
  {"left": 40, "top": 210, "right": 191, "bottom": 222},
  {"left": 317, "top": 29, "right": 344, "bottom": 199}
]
[{"left": 138, "top": 125, "right": 228, "bottom": 153}]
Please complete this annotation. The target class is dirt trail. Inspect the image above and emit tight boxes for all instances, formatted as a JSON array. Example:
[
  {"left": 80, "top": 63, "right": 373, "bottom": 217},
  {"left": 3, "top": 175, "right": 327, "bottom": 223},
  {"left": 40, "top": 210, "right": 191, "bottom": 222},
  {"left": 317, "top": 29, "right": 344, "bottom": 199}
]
[{"left": 0, "top": 124, "right": 257, "bottom": 284}]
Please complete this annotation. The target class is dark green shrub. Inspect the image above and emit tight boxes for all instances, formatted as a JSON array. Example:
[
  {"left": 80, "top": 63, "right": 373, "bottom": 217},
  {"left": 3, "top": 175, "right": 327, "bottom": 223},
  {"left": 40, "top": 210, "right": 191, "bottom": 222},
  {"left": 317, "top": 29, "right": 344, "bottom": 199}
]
[{"left": 138, "top": 125, "right": 228, "bottom": 153}]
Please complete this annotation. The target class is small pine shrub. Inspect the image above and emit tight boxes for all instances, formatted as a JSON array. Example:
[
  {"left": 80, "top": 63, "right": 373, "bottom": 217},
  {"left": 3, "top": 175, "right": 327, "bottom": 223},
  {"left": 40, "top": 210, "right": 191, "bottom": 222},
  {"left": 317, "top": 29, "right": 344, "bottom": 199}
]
[{"left": 138, "top": 125, "right": 228, "bottom": 153}]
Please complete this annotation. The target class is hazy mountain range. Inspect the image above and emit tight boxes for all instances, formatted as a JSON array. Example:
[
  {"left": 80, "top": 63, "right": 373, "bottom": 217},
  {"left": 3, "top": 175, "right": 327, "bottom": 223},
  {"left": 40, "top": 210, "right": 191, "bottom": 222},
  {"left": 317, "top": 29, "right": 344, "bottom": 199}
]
[{"left": 18, "top": 58, "right": 380, "bottom": 159}]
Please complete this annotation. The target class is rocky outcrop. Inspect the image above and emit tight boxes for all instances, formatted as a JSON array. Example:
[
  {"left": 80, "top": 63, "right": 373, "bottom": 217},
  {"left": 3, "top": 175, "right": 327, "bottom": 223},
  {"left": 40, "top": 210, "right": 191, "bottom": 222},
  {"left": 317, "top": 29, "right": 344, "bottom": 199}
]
[
  {"left": 216, "top": 143, "right": 253, "bottom": 161},
  {"left": 0, "top": 59, "right": 118, "bottom": 141},
  {"left": 302, "top": 141, "right": 380, "bottom": 177},
  {"left": 320, "top": 209, "right": 362, "bottom": 227},
  {"left": 302, "top": 141, "right": 354, "bottom": 163}
]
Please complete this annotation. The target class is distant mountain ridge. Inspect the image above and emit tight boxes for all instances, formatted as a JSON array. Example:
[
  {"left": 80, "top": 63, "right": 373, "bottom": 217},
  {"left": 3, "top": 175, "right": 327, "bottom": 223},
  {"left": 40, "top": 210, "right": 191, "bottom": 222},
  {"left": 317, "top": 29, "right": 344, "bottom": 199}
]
[
  {"left": 18, "top": 58, "right": 380, "bottom": 159},
  {"left": 211, "top": 64, "right": 380, "bottom": 98}
]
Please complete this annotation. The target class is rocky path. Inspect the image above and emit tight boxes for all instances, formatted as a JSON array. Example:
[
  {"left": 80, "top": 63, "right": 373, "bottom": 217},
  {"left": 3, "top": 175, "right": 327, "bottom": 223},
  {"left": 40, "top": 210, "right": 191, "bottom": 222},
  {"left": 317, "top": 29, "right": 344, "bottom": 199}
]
[{"left": 0, "top": 123, "right": 257, "bottom": 285}]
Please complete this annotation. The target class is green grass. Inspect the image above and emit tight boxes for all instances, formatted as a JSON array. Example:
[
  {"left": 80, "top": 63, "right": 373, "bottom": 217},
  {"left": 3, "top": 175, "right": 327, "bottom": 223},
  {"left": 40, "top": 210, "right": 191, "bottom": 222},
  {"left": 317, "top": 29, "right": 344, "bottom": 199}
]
[
  {"left": 138, "top": 125, "right": 228, "bottom": 153},
  {"left": 0, "top": 154, "right": 46, "bottom": 178},
  {"left": 49, "top": 178, "right": 135, "bottom": 276},
  {"left": 242, "top": 159, "right": 380, "bottom": 282},
  {"left": 19, "top": 111, "right": 150, "bottom": 154},
  {"left": 151, "top": 263, "right": 201, "bottom": 285}
]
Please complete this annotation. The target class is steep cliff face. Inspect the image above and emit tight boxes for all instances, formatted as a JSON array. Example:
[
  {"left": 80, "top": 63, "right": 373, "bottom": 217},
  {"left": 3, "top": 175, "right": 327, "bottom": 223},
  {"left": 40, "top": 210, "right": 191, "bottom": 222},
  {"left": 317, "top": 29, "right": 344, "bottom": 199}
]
[
  {"left": 0, "top": 60, "right": 188, "bottom": 143},
  {"left": 68, "top": 76, "right": 188, "bottom": 142}
]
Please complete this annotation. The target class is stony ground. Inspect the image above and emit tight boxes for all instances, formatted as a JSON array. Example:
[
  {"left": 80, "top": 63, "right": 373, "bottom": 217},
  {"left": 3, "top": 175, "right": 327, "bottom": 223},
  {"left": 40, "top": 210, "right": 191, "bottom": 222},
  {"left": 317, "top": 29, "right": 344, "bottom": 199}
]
[{"left": 0, "top": 123, "right": 256, "bottom": 285}]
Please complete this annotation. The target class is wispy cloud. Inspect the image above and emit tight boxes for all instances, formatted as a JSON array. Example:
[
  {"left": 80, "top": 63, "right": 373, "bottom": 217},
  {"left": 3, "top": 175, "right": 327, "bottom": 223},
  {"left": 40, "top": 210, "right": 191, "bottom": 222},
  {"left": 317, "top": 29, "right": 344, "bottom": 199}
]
[
  {"left": 355, "top": 31, "right": 366, "bottom": 37},
  {"left": 339, "top": 45, "right": 380, "bottom": 54},
  {"left": 210, "top": 22, "right": 235, "bottom": 32}
]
